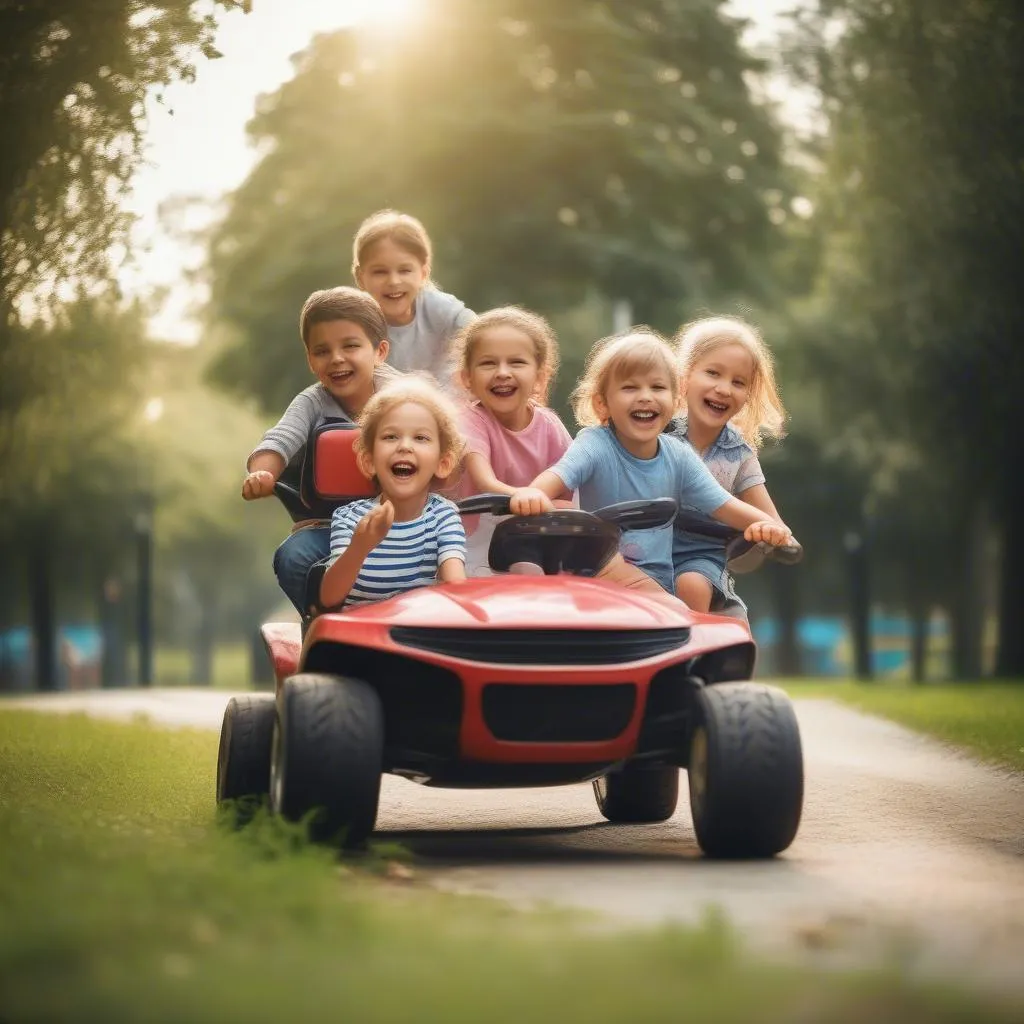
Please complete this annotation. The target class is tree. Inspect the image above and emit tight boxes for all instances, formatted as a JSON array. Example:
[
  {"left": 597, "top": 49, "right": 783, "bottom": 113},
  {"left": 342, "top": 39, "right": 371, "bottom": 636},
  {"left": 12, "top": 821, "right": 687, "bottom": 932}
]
[
  {"left": 785, "top": 0, "right": 1024, "bottom": 676},
  {"left": 207, "top": 0, "right": 793, "bottom": 414}
]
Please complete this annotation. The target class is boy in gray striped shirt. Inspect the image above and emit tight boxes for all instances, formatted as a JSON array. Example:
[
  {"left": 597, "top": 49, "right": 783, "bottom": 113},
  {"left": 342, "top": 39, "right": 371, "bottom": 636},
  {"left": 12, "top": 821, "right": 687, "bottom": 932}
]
[{"left": 242, "top": 287, "right": 400, "bottom": 615}]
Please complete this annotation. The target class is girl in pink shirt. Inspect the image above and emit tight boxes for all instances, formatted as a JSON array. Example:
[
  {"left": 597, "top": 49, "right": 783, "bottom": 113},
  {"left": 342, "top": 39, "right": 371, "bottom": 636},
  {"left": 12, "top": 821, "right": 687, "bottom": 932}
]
[
  {"left": 449, "top": 306, "right": 573, "bottom": 497},
  {"left": 448, "top": 307, "right": 574, "bottom": 574}
]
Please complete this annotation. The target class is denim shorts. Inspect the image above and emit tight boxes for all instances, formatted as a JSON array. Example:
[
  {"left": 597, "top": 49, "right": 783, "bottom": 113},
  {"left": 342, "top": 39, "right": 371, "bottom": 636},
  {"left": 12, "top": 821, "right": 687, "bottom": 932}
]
[{"left": 674, "top": 556, "right": 747, "bottom": 620}]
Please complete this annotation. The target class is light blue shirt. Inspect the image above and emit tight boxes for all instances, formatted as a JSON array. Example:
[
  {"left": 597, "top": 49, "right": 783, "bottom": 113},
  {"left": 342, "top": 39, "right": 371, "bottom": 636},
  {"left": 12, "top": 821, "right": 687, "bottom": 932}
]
[
  {"left": 386, "top": 287, "right": 475, "bottom": 382},
  {"left": 328, "top": 494, "right": 466, "bottom": 606},
  {"left": 551, "top": 426, "right": 731, "bottom": 591}
]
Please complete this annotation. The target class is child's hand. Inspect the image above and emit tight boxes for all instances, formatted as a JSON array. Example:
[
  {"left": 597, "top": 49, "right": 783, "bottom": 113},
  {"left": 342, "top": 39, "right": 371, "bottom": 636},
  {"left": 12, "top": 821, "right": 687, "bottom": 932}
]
[
  {"left": 743, "top": 521, "right": 793, "bottom": 547},
  {"left": 242, "top": 470, "right": 276, "bottom": 500},
  {"left": 353, "top": 500, "right": 395, "bottom": 551},
  {"left": 510, "top": 488, "right": 554, "bottom": 516}
]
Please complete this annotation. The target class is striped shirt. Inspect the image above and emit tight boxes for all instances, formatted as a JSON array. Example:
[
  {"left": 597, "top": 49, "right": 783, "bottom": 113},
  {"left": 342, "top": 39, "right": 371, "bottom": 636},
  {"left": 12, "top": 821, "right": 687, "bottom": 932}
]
[{"left": 328, "top": 494, "right": 466, "bottom": 606}]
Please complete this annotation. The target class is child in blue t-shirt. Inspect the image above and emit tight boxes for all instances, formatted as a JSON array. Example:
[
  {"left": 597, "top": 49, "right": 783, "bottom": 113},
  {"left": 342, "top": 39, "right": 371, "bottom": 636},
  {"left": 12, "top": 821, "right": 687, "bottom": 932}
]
[
  {"left": 320, "top": 378, "right": 467, "bottom": 609},
  {"left": 509, "top": 330, "right": 792, "bottom": 598}
]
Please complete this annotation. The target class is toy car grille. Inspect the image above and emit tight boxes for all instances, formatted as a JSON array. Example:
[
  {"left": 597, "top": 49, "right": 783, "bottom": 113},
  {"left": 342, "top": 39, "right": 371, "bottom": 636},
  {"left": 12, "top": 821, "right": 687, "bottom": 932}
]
[
  {"left": 389, "top": 627, "right": 690, "bottom": 664},
  {"left": 481, "top": 683, "right": 637, "bottom": 742}
]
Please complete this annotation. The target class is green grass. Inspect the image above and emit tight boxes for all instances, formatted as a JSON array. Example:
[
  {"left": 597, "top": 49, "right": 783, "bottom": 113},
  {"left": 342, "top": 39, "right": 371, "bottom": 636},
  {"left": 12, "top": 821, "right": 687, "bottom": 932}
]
[
  {"left": 779, "top": 680, "right": 1024, "bottom": 771},
  {"left": 1, "top": 712, "right": 1021, "bottom": 1023}
]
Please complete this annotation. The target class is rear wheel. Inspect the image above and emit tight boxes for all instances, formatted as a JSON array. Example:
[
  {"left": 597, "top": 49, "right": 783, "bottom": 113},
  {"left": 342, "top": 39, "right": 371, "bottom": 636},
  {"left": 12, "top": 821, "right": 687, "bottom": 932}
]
[
  {"left": 270, "top": 673, "right": 383, "bottom": 847},
  {"left": 593, "top": 764, "right": 679, "bottom": 823},
  {"left": 688, "top": 682, "right": 803, "bottom": 858},
  {"left": 216, "top": 695, "right": 276, "bottom": 820}
]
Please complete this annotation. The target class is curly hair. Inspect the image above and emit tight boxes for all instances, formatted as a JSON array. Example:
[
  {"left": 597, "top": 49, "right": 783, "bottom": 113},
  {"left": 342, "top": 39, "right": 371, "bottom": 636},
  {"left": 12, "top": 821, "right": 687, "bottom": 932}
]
[
  {"left": 570, "top": 329, "right": 679, "bottom": 427},
  {"left": 448, "top": 306, "right": 560, "bottom": 404},
  {"left": 674, "top": 315, "right": 787, "bottom": 447},
  {"left": 356, "top": 376, "right": 464, "bottom": 487}
]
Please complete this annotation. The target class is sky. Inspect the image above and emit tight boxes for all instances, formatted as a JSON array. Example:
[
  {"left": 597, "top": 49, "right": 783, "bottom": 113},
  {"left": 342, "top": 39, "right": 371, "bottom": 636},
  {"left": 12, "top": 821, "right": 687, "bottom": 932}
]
[{"left": 123, "top": 0, "right": 805, "bottom": 343}]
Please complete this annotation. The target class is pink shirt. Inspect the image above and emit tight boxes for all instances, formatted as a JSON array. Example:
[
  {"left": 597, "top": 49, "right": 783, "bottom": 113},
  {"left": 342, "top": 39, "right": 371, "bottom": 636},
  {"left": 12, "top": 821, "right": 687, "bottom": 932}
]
[{"left": 451, "top": 401, "right": 573, "bottom": 499}]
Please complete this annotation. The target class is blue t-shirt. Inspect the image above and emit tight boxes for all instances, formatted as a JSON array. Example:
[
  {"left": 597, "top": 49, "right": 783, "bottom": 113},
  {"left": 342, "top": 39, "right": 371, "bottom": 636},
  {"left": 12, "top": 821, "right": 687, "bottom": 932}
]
[
  {"left": 328, "top": 493, "right": 466, "bottom": 606},
  {"left": 551, "top": 426, "right": 731, "bottom": 591}
]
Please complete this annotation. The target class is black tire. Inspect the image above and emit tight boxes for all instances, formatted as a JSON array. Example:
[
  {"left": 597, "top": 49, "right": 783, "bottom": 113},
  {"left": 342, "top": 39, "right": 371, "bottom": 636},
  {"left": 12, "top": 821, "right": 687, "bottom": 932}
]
[
  {"left": 216, "top": 695, "right": 276, "bottom": 814},
  {"left": 688, "top": 682, "right": 803, "bottom": 859},
  {"left": 270, "top": 673, "right": 383, "bottom": 847},
  {"left": 593, "top": 764, "right": 679, "bottom": 823}
]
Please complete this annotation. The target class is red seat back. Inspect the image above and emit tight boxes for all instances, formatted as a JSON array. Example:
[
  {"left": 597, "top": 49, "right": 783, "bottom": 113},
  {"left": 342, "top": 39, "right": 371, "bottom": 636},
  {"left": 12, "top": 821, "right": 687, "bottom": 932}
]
[{"left": 299, "top": 422, "right": 376, "bottom": 515}]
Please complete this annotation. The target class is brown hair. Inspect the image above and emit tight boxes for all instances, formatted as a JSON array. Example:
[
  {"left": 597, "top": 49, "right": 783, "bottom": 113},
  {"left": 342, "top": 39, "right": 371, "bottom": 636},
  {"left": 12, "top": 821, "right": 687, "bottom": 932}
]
[
  {"left": 356, "top": 376, "right": 465, "bottom": 487},
  {"left": 571, "top": 329, "right": 679, "bottom": 427},
  {"left": 674, "top": 315, "right": 787, "bottom": 447},
  {"left": 351, "top": 209, "right": 433, "bottom": 279},
  {"left": 299, "top": 286, "right": 388, "bottom": 349},
  {"left": 449, "top": 306, "right": 560, "bottom": 404}
]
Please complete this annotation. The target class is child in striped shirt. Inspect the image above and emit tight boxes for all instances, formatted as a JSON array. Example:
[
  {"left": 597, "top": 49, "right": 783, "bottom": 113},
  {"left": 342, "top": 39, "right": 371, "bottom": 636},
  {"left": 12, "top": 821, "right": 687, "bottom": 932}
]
[{"left": 319, "top": 378, "right": 467, "bottom": 609}]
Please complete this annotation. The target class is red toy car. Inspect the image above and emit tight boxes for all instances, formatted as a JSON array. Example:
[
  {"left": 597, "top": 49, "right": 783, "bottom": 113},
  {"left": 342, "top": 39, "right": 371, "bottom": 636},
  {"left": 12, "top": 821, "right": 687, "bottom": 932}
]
[{"left": 217, "top": 424, "right": 804, "bottom": 858}]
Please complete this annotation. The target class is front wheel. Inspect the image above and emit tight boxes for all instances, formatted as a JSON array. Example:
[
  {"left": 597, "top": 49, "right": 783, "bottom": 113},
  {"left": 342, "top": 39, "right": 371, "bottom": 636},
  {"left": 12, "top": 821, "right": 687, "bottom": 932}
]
[
  {"left": 270, "top": 673, "right": 384, "bottom": 847},
  {"left": 688, "top": 682, "right": 803, "bottom": 858},
  {"left": 593, "top": 764, "right": 679, "bottom": 823}
]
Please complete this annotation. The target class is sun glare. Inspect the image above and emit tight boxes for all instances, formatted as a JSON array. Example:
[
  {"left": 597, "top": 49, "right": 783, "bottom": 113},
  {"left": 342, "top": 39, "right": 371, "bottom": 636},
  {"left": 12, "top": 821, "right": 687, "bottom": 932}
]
[{"left": 348, "top": 0, "right": 423, "bottom": 29}]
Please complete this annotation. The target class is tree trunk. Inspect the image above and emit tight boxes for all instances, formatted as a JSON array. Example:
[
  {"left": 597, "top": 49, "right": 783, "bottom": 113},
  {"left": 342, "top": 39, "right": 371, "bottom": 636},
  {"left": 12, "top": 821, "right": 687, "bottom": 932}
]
[
  {"left": 949, "top": 500, "right": 986, "bottom": 680},
  {"left": 190, "top": 590, "right": 216, "bottom": 686},
  {"left": 846, "top": 531, "right": 872, "bottom": 680},
  {"left": 905, "top": 547, "right": 928, "bottom": 683},
  {"left": 29, "top": 531, "right": 57, "bottom": 691},
  {"left": 995, "top": 499, "right": 1024, "bottom": 678},
  {"left": 768, "top": 562, "right": 802, "bottom": 677},
  {"left": 99, "top": 576, "right": 128, "bottom": 687}
]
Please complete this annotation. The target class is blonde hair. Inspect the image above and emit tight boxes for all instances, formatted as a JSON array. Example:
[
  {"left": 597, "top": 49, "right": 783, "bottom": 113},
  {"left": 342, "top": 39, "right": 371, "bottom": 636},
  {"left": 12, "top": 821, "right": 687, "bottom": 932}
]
[
  {"left": 356, "top": 376, "right": 464, "bottom": 486},
  {"left": 352, "top": 209, "right": 432, "bottom": 279},
  {"left": 675, "top": 315, "right": 786, "bottom": 447},
  {"left": 449, "top": 306, "right": 560, "bottom": 405},
  {"left": 571, "top": 329, "right": 679, "bottom": 428}
]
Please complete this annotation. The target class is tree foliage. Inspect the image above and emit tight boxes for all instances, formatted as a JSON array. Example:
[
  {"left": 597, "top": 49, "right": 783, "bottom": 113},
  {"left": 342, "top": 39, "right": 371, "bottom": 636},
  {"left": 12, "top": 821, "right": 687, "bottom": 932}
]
[
  {"left": 785, "top": 0, "right": 1024, "bottom": 673},
  {"left": 207, "top": 0, "right": 793, "bottom": 413},
  {"left": 0, "top": 0, "right": 248, "bottom": 314}
]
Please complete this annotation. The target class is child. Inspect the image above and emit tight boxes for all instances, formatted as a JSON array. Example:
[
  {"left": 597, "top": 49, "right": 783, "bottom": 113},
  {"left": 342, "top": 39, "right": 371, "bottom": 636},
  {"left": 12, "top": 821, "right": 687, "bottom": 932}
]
[
  {"left": 352, "top": 209, "right": 475, "bottom": 382},
  {"left": 509, "top": 330, "right": 792, "bottom": 597},
  {"left": 669, "top": 315, "right": 789, "bottom": 613},
  {"left": 320, "top": 378, "right": 466, "bottom": 608},
  {"left": 450, "top": 306, "right": 573, "bottom": 497},
  {"left": 242, "top": 286, "right": 400, "bottom": 615}
]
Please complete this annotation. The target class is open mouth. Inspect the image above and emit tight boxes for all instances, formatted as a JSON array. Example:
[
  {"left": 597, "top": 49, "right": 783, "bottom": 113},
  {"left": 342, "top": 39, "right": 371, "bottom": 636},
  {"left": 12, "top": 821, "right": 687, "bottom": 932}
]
[
  {"left": 490, "top": 384, "right": 517, "bottom": 398},
  {"left": 390, "top": 461, "right": 417, "bottom": 479},
  {"left": 328, "top": 370, "right": 353, "bottom": 385},
  {"left": 704, "top": 398, "right": 729, "bottom": 415},
  {"left": 383, "top": 292, "right": 405, "bottom": 302},
  {"left": 629, "top": 409, "right": 658, "bottom": 425}
]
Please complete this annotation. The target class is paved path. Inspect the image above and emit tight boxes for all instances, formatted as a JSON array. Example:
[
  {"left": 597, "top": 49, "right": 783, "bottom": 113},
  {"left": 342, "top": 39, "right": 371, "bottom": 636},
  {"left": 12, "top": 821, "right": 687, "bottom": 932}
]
[{"left": 5, "top": 687, "right": 1023, "bottom": 990}]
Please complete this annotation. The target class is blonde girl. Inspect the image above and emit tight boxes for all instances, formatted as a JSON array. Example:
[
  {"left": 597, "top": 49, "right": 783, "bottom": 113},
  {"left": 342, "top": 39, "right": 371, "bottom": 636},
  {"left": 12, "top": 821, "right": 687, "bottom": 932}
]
[
  {"left": 320, "top": 378, "right": 467, "bottom": 609},
  {"left": 670, "top": 315, "right": 789, "bottom": 613},
  {"left": 510, "top": 330, "right": 792, "bottom": 597},
  {"left": 449, "top": 306, "right": 573, "bottom": 498},
  {"left": 352, "top": 209, "right": 475, "bottom": 381}
]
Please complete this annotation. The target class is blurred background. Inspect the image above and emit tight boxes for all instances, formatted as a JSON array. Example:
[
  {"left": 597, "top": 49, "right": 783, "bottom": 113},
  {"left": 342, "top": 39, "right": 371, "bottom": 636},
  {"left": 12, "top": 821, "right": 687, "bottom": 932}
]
[{"left": 1, "top": 0, "right": 1020, "bottom": 691}]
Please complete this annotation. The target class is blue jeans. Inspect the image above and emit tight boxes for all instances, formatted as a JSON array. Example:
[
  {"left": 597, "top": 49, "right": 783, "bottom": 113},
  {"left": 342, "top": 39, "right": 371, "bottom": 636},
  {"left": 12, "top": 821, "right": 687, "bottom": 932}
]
[{"left": 273, "top": 527, "right": 331, "bottom": 615}]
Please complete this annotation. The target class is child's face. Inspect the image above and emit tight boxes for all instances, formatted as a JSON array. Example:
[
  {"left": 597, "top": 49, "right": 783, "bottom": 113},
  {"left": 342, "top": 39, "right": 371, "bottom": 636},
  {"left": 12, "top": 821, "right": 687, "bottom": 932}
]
[
  {"left": 462, "top": 326, "right": 544, "bottom": 427},
  {"left": 684, "top": 343, "right": 754, "bottom": 432},
  {"left": 363, "top": 401, "right": 454, "bottom": 502},
  {"left": 306, "top": 320, "right": 389, "bottom": 415},
  {"left": 594, "top": 366, "right": 675, "bottom": 458},
  {"left": 355, "top": 238, "right": 430, "bottom": 327}
]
